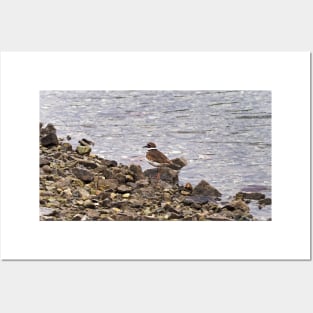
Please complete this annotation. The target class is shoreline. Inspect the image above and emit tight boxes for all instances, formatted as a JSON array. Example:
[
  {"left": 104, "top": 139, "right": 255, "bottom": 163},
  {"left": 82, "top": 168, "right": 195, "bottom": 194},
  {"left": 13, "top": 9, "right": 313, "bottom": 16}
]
[{"left": 40, "top": 123, "right": 271, "bottom": 221}]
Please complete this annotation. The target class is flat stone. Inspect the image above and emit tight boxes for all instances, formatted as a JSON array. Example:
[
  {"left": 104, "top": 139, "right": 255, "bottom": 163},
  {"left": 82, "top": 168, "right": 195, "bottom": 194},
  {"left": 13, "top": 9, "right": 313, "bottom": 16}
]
[
  {"left": 72, "top": 167, "right": 94, "bottom": 183},
  {"left": 183, "top": 195, "right": 216, "bottom": 205}
]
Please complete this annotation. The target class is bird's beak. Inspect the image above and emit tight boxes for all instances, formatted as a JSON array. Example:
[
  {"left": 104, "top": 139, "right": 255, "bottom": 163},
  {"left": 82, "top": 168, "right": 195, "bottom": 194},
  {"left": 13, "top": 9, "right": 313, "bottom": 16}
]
[{"left": 143, "top": 145, "right": 148, "bottom": 148}]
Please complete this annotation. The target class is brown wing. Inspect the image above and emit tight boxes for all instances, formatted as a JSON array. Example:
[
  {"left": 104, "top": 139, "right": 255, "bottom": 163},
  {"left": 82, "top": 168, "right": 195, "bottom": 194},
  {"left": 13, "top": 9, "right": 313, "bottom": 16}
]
[{"left": 147, "top": 149, "right": 171, "bottom": 164}]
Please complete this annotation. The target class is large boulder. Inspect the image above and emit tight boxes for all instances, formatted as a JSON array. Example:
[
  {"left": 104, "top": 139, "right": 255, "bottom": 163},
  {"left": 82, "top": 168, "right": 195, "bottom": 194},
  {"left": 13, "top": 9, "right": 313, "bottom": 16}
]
[
  {"left": 192, "top": 180, "right": 221, "bottom": 199},
  {"left": 40, "top": 123, "right": 59, "bottom": 147},
  {"left": 144, "top": 167, "right": 178, "bottom": 185}
]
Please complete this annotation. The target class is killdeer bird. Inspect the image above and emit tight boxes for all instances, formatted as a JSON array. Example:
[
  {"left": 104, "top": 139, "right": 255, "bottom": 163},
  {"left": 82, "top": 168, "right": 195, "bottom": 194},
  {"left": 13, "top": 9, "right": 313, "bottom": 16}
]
[{"left": 143, "top": 142, "right": 182, "bottom": 179}]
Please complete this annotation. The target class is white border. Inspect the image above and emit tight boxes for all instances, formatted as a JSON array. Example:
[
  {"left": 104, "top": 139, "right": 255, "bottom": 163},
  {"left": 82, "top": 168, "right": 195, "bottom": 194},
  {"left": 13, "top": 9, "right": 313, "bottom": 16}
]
[{"left": 0, "top": 52, "right": 310, "bottom": 259}]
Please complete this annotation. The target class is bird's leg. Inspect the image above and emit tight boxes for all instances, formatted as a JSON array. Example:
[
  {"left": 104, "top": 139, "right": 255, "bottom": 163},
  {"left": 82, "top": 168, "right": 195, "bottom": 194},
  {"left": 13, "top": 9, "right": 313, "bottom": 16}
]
[{"left": 156, "top": 168, "right": 161, "bottom": 180}]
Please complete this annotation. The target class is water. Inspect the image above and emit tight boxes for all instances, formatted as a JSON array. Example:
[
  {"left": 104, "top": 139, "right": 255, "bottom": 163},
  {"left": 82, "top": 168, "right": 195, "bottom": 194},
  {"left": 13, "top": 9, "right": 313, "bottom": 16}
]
[{"left": 40, "top": 90, "right": 272, "bottom": 220}]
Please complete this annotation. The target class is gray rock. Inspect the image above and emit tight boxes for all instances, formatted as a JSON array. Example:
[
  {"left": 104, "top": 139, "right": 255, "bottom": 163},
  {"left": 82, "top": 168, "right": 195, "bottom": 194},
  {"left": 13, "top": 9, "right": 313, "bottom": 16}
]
[
  {"left": 129, "top": 164, "right": 145, "bottom": 180},
  {"left": 40, "top": 158, "right": 50, "bottom": 167},
  {"left": 144, "top": 167, "right": 178, "bottom": 185},
  {"left": 72, "top": 167, "right": 94, "bottom": 183},
  {"left": 236, "top": 191, "right": 265, "bottom": 200},
  {"left": 77, "top": 159, "right": 98, "bottom": 169},
  {"left": 40, "top": 133, "right": 59, "bottom": 147},
  {"left": 192, "top": 180, "right": 221, "bottom": 199},
  {"left": 40, "top": 123, "right": 56, "bottom": 136},
  {"left": 258, "top": 198, "right": 272, "bottom": 205},
  {"left": 183, "top": 195, "right": 216, "bottom": 206},
  {"left": 101, "top": 159, "right": 118, "bottom": 167}
]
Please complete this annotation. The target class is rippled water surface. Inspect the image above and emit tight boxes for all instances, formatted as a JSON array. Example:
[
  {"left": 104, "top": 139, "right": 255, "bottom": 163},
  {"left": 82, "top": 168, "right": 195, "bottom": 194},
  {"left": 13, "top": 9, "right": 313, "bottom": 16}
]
[{"left": 40, "top": 90, "right": 272, "bottom": 220}]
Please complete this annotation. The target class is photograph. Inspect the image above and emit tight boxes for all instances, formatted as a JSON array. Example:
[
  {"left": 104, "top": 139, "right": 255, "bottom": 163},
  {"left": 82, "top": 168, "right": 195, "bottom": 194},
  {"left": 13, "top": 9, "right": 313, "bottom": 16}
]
[{"left": 40, "top": 90, "right": 272, "bottom": 221}]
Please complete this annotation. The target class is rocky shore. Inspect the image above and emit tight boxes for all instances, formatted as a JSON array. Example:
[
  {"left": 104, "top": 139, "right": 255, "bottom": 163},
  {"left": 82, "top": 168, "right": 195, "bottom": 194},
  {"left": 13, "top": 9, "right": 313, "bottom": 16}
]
[{"left": 40, "top": 123, "right": 271, "bottom": 221}]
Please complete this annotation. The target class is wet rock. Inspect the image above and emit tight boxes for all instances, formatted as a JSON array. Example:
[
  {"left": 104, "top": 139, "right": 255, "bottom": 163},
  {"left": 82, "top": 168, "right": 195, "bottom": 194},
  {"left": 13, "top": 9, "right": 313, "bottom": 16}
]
[
  {"left": 72, "top": 167, "right": 94, "bottom": 183},
  {"left": 236, "top": 191, "right": 265, "bottom": 200},
  {"left": 79, "top": 138, "right": 94, "bottom": 146},
  {"left": 129, "top": 164, "right": 145, "bottom": 180},
  {"left": 41, "top": 133, "right": 59, "bottom": 147},
  {"left": 76, "top": 145, "right": 91, "bottom": 155},
  {"left": 101, "top": 159, "right": 118, "bottom": 167},
  {"left": 40, "top": 123, "right": 56, "bottom": 136},
  {"left": 223, "top": 199, "right": 250, "bottom": 212},
  {"left": 144, "top": 167, "right": 178, "bottom": 185},
  {"left": 258, "top": 198, "right": 272, "bottom": 205},
  {"left": 192, "top": 180, "right": 221, "bottom": 199}
]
